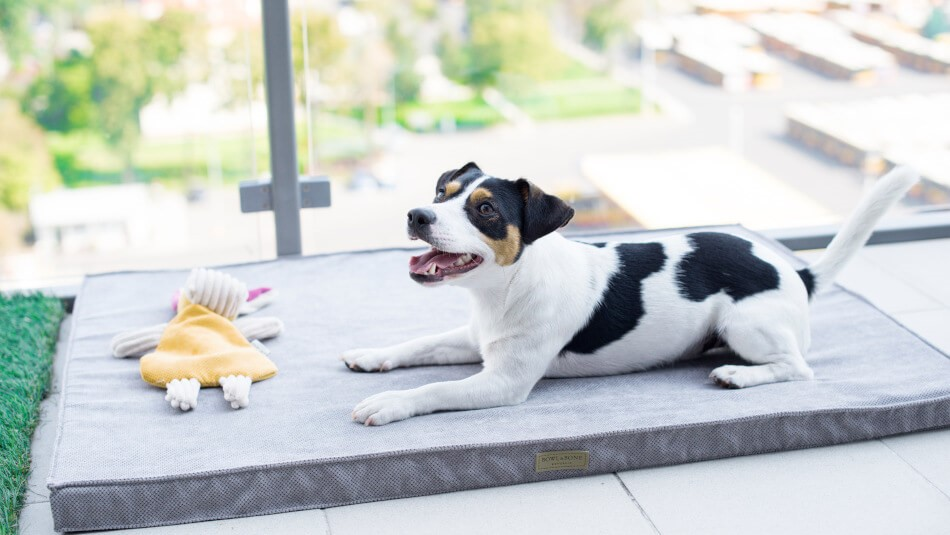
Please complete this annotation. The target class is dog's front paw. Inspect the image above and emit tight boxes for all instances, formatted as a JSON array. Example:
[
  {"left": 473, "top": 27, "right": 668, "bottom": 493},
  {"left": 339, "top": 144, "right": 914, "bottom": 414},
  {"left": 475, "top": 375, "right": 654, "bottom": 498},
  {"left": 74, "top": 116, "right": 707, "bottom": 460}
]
[
  {"left": 341, "top": 348, "right": 397, "bottom": 373},
  {"left": 710, "top": 365, "right": 748, "bottom": 389},
  {"left": 352, "top": 390, "right": 415, "bottom": 426}
]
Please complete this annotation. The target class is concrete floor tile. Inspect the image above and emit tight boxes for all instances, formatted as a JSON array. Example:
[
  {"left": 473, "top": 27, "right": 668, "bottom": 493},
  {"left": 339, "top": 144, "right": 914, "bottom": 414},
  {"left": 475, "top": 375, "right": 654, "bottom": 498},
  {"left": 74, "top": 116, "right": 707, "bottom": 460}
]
[
  {"left": 17, "top": 502, "right": 56, "bottom": 535},
  {"left": 618, "top": 440, "right": 950, "bottom": 535},
  {"left": 859, "top": 239, "right": 950, "bottom": 308},
  {"left": 894, "top": 309, "right": 950, "bottom": 355},
  {"left": 795, "top": 250, "right": 943, "bottom": 314},
  {"left": 883, "top": 428, "right": 950, "bottom": 499},
  {"left": 326, "top": 475, "right": 656, "bottom": 535},
  {"left": 23, "top": 402, "right": 58, "bottom": 505},
  {"left": 49, "top": 316, "right": 71, "bottom": 395}
]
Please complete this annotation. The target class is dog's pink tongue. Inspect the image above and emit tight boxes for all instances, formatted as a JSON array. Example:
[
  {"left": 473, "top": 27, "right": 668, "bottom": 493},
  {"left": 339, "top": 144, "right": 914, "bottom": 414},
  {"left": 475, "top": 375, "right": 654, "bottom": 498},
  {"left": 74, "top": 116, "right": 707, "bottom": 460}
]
[{"left": 409, "top": 250, "right": 464, "bottom": 274}]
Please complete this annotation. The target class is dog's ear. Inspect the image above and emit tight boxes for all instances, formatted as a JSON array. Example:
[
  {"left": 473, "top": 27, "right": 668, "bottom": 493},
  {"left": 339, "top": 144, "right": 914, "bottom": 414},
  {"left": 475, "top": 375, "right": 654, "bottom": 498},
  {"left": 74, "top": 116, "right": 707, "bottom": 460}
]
[
  {"left": 438, "top": 162, "right": 481, "bottom": 183},
  {"left": 456, "top": 162, "right": 481, "bottom": 176},
  {"left": 436, "top": 162, "right": 483, "bottom": 193},
  {"left": 516, "top": 179, "right": 574, "bottom": 244}
]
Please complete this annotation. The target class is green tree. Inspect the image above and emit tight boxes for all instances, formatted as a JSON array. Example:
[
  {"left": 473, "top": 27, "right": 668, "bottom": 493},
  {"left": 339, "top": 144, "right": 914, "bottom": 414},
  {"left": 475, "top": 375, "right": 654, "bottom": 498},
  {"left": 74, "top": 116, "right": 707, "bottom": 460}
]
[
  {"left": 465, "top": 7, "right": 564, "bottom": 87},
  {"left": 584, "top": 1, "right": 620, "bottom": 50},
  {"left": 436, "top": 31, "right": 468, "bottom": 82},
  {"left": 1, "top": 0, "right": 94, "bottom": 67},
  {"left": 222, "top": 23, "right": 264, "bottom": 108},
  {"left": 290, "top": 10, "right": 348, "bottom": 104},
  {"left": 22, "top": 8, "right": 203, "bottom": 180},
  {"left": 0, "top": 102, "right": 60, "bottom": 211},
  {"left": 433, "top": 0, "right": 565, "bottom": 88},
  {"left": 87, "top": 9, "right": 201, "bottom": 177},
  {"left": 409, "top": 0, "right": 438, "bottom": 20},
  {"left": 0, "top": 0, "right": 31, "bottom": 63},
  {"left": 291, "top": 11, "right": 347, "bottom": 76},
  {"left": 385, "top": 20, "right": 421, "bottom": 103},
  {"left": 580, "top": 0, "right": 639, "bottom": 51},
  {"left": 21, "top": 51, "right": 95, "bottom": 133}
]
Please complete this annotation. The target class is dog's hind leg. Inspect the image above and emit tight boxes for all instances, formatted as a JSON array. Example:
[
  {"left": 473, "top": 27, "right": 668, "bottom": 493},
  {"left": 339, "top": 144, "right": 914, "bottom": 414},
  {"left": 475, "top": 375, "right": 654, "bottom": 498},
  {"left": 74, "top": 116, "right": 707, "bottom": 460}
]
[
  {"left": 710, "top": 314, "right": 813, "bottom": 389},
  {"left": 341, "top": 325, "right": 480, "bottom": 372}
]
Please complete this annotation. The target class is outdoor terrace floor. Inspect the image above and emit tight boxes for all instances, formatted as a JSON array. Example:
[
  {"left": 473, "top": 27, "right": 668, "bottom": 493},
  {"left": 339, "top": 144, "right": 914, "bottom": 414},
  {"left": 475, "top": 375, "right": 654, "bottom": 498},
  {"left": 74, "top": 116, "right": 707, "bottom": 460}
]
[{"left": 18, "top": 237, "right": 950, "bottom": 534}]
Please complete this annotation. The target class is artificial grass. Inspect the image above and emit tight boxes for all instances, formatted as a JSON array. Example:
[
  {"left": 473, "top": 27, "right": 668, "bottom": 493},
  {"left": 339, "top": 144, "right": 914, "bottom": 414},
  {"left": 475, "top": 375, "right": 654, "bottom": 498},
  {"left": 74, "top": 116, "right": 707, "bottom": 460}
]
[{"left": 0, "top": 295, "right": 64, "bottom": 535}]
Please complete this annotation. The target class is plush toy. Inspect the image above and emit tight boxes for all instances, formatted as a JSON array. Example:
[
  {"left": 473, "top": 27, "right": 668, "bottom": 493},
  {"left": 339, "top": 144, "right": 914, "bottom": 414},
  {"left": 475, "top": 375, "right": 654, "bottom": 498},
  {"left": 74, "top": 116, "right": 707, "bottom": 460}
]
[{"left": 111, "top": 268, "right": 281, "bottom": 411}]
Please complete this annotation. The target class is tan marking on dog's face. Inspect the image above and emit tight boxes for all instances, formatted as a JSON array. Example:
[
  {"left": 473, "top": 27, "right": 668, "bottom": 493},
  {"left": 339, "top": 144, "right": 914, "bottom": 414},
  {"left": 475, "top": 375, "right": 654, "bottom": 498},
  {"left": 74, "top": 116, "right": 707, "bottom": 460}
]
[
  {"left": 469, "top": 187, "right": 493, "bottom": 204},
  {"left": 443, "top": 181, "right": 462, "bottom": 199},
  {"left": 482, "top": 225, "right": 522, "bottom": 266}
]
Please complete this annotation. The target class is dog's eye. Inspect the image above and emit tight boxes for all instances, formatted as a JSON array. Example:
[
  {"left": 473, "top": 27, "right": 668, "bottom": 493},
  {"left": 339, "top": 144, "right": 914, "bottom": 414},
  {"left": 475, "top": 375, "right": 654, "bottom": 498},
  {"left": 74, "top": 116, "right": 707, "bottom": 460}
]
[
  {"left": 478, "top": 202, "right": 495, "bottom": 216},
  {"left": 436, "top": 188, "right": 446, "bottom": 199}
]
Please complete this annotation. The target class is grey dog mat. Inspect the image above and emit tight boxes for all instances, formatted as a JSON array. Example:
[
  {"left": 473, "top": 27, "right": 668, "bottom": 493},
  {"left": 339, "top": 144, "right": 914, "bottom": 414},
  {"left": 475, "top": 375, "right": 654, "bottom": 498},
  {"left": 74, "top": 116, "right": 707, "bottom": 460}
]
[{"left": 48, "top": 226, "right": 950, "bottom": 532}]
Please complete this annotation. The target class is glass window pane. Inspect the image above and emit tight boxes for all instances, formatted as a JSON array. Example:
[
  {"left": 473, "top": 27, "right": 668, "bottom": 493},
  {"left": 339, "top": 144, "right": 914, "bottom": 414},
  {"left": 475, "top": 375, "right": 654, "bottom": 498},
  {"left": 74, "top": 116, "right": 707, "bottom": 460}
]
[
  {"left": 1, "top": 0, "right": 272, "bottom": 289},
  {"left": 3, "top": 1, "right": 949, "bottom": 287},
  {"left": 290, "top": 1, "right": 950, "bottom": 256}
]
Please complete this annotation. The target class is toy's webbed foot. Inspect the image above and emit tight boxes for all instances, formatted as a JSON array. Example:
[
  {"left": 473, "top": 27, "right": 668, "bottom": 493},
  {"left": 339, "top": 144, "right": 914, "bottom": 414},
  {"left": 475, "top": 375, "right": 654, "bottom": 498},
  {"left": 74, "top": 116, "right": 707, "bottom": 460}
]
[
  {"left": 165, "top": 378, "right": 200, "bottom": 411},
  {"left": 219, "top": 375, "right": 252, "bottom": 409}
]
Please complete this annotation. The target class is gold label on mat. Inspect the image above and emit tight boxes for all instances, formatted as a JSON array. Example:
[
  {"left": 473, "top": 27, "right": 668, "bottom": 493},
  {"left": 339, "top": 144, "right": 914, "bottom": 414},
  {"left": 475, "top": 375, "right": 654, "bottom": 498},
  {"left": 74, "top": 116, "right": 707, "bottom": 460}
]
[{"left": 535, "top": 450, "right": 589, "bottom": 472}]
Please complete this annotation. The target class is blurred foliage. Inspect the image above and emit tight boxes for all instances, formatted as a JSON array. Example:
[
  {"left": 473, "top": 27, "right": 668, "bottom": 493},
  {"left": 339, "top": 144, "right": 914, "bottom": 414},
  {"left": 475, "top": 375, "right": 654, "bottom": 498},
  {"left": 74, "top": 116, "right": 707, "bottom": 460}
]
[
  {"left": 46, "top": 114, "right": 367, "bottom": 188},
  {"left": 5, "top": 0, "right": 645, "bottom": 198},
  {"left": 409, "top": 0, "right": 439, "bottom": 20},
  {"left": 0, "top": 0, "right": 83, "bottom": 64},
  {"left": 0, "top": 102, "right": 60, "bottom": 211},
  {"left": 467, "top": 7, "right": 565, "bottom": 87},
  {"left": 562, "top": 0, "right": 640, "bottom": 52},
  {"left": 434, "top": 0, "right": 565, "bottom": 88},
  {"left": 21, "top": 51, "right": 95, "bottom": 133},
  {"left": 506, "top": 78, "right": 640, "bottom": 120},
  {"left": 583, "top": 0, "right": 628, "bottom": 50},
  {"left": 436, "top": 31, "right": 469, "bottom": 83},
  {"left": 386, "top": 20, "right": 422, "bottom": 103},
  {"left": 395, "top": 97, "right": 503, "bottom": 131},
  {"left": 290, "top": 10, "right": 347, "bottom": 97},
  {"left": 21, "top": 7, "right": 204, "bottom": 179},
  {"left": 0, "top": 0, "right": 31, "bottom": 63},
  {"left": 222, "top": 21, "right": 264, "bottom": 107}
]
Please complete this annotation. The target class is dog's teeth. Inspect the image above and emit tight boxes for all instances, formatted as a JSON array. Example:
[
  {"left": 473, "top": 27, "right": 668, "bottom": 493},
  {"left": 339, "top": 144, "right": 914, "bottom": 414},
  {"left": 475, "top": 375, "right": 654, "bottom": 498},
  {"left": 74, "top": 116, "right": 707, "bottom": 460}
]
[
  {"left": 454, "top": 258, "right": 465, "bottom": 266},
  {"left": 427, "top": 264, "right": 437, "bottom": 275},
  {"left": 460, "top": 254, "right": 471, "bottom": 263}
]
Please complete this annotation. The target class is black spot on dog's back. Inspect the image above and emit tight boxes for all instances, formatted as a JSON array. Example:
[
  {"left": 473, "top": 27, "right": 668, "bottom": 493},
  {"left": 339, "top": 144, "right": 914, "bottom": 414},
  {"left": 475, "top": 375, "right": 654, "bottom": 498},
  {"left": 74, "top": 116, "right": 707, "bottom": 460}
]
[
  {"left": 676, "top": 232, "right": 779, "bottom": 302},
  {"left": 562, "top": 242, "right": 666, "bottom": 354}
]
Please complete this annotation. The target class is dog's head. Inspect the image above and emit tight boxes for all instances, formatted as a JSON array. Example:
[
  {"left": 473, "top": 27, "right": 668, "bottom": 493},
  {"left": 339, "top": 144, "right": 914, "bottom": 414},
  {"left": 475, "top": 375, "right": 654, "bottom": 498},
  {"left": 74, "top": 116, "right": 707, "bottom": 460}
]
[{"left": 407, "top": 162, "right": 574, "bottom": 286}]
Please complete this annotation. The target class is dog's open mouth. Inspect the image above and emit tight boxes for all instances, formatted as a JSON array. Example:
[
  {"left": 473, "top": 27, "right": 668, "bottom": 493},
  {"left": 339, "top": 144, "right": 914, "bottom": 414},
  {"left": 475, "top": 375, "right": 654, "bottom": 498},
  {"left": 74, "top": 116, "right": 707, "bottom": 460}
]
[{"left": 409, "top": 248, "right": 483, "bottom": 282}]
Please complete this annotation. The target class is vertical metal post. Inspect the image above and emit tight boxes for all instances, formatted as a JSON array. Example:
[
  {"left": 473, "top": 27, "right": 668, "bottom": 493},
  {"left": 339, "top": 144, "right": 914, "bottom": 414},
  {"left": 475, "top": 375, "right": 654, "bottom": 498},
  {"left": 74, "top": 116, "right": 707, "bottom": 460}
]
[{"left": 261, "top": 0, "right": 302, "bottom": 256}]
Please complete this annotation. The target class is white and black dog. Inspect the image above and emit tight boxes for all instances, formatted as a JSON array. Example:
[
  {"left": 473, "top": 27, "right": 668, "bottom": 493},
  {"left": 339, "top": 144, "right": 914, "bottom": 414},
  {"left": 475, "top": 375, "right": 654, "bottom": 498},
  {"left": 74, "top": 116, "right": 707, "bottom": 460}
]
[{"left": 344, "top": 163, "right": 918, "bottom": 426}]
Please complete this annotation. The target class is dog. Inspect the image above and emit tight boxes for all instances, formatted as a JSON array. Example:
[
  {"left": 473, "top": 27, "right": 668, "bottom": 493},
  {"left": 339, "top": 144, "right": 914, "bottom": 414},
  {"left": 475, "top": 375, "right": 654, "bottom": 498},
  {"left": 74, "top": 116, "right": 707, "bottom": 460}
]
[{"left": 343, "top": 162, "right": 919, "bottom": 426}]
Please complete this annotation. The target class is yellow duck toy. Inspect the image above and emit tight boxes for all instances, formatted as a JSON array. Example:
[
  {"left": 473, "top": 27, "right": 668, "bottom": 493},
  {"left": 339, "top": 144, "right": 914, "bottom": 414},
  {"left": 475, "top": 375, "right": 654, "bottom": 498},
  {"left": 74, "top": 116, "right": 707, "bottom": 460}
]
[{"left": 111, "top": 268, "right": 281, "bottom": 412}]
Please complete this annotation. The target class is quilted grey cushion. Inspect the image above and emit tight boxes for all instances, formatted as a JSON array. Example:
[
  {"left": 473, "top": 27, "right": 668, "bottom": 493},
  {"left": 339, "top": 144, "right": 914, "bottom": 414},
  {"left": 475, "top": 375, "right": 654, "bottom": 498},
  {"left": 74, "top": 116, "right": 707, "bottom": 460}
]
[{"left": 47, "top": 226, "right": 950, "bottom": 532}]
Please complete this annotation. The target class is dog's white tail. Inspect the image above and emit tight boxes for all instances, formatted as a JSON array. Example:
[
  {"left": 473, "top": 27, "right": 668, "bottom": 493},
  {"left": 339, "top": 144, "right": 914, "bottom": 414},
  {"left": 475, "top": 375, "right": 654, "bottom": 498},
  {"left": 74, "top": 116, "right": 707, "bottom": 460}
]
[{"left": 800, "top": 166, "right": 919, "bottom": 296}]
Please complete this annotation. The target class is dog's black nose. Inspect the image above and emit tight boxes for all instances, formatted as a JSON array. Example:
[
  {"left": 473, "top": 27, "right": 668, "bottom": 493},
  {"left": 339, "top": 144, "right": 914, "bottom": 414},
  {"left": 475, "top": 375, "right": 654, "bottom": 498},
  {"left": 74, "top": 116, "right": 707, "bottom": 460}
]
[{"left": 407, "top": 208, "right": 436, "bottom": 232}]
